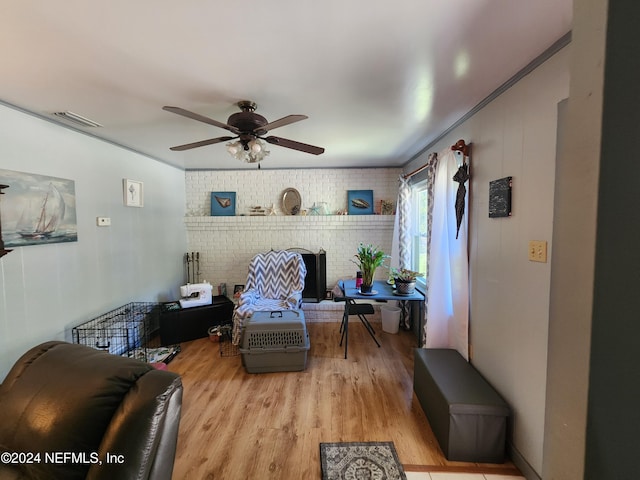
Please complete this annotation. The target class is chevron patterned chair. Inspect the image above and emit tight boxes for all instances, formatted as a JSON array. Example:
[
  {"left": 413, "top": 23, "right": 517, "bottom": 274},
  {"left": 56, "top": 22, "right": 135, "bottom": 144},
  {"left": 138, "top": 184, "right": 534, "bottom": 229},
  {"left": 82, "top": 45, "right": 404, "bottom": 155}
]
[{"left": 232, "top": 250, "right": 307, "bottom": 343}]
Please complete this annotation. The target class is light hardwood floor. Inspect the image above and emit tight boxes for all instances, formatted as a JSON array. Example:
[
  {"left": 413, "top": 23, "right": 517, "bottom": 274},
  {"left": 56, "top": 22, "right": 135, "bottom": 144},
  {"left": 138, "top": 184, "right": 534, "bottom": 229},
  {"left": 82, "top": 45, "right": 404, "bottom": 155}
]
[{"left": 167, "top": 320, "right": 520, "bottom": 479}]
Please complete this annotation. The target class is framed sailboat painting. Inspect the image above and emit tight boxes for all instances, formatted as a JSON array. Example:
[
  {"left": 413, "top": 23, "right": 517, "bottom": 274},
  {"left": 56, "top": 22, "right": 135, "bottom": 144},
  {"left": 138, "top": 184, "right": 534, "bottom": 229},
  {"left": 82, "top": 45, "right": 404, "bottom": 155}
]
[{"left": 0, "top": 169, "right": 78, "bottom": 247}]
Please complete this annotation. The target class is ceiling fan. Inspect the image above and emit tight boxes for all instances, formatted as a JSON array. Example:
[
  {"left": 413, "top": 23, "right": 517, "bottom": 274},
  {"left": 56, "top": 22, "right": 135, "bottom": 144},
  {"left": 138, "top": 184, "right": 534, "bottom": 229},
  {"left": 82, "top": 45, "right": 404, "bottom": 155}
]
[{"left": 163, "top": 101, "right": 325, "bottom": 162}]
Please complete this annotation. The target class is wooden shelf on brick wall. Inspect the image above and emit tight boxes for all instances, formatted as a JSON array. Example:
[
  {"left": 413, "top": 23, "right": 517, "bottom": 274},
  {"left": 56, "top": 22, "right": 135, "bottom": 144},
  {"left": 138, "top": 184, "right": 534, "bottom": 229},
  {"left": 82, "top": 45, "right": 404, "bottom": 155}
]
[{"left": 184, "top": 215, "right": 395, "bottom": 232}]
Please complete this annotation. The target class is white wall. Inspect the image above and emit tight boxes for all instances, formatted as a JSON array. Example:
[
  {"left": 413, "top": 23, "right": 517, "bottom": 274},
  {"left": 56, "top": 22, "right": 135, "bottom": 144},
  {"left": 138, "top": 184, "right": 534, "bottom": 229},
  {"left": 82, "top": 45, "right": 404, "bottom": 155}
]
[
  {"left": 185, "top": 168, "right": 400, "bottom": 288},
  {"left": 403, "top": 47, "right": 570, "bottom": 476},
  {"left": 0, "top": 105, "right": 187, "bottom": 379}
]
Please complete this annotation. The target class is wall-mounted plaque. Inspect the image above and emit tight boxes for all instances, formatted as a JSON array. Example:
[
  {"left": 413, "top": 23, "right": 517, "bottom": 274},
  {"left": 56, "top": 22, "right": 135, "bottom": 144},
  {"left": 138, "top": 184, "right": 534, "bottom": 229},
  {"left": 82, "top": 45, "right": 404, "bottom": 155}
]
[{"left": 489, "top": 176, "right": 512, "bottom": 218}]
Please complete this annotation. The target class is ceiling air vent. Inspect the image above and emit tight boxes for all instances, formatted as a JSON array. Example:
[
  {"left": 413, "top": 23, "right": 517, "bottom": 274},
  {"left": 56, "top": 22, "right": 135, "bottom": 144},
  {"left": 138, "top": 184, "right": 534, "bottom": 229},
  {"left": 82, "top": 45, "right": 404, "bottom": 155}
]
[{"left": 52, "top": 111, "right": 103, "bottom": 128}]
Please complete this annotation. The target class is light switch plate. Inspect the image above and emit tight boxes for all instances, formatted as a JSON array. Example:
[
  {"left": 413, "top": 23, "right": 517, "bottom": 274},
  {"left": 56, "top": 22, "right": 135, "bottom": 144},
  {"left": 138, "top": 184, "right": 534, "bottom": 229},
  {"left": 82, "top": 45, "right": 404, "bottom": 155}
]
[{"left": 528, "top": 240, "right": 547, "bottom": 263}]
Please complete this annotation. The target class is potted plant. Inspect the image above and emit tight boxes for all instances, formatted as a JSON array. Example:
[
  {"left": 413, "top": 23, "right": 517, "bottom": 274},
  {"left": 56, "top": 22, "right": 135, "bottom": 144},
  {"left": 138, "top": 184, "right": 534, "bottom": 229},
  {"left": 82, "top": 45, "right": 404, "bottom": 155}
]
[
  {"left": 351, "top": 243, "right": 389, "bottom": 293},
  {"left": 391, "top": 267, "right": 424, "bottom": 294}
]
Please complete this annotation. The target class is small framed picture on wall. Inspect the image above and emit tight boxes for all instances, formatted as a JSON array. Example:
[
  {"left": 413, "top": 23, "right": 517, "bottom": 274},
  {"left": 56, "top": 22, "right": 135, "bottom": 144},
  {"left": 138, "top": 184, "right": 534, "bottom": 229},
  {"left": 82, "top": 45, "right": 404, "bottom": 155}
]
[
  {"left": 123, "top": 179, "right": 144, "bottom": 207},
  {"left": 347, "top": 190, "right": 374, "bottom": 215},
  {"left": 488, "top": 176, "right": 512, "bottom": 218},
  {"left": 211, "top": 192, "right": 236, "bottom": 216}
]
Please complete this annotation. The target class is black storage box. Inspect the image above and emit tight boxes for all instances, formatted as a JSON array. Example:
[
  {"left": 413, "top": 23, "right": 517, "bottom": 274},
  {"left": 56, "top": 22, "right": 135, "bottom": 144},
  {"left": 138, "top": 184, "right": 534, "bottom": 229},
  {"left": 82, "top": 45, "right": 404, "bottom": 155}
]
[{"left": 159, "top": 295, "right": 234, "bottom": 345}]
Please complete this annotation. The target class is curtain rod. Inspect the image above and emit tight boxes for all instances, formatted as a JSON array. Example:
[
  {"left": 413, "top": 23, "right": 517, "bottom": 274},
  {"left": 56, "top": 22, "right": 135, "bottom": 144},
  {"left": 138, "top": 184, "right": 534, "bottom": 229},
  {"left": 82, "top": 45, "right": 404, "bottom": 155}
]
[
  {"left": 403, "top": 139, "right": 470, "bottom": 179},
  {"left": 403, "top": 159, "right": 433, "bottom": 179}
]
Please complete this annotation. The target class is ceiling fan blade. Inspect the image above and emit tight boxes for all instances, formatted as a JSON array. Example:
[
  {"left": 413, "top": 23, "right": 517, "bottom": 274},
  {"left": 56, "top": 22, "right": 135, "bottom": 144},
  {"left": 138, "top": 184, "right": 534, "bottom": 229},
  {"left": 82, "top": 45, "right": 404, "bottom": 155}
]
[
  {"left": 169, "top": 136, "right": 234, "bottom": 151},
  {"left": 265, "top": 136, "right": 325, "bottom": 155},
  {"left": 163, "top": 106, "right": 240, "bottom": 134},
  {"left": 258, "top": 115, "right": 308, "bottom": 133}
]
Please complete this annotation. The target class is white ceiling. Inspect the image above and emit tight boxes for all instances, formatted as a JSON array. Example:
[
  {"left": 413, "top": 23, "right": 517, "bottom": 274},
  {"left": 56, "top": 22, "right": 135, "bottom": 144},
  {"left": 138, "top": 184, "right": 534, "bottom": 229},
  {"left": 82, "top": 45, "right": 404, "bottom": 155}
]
[{"left": 1, "top": 1, "right": 572, "bottom": 170}]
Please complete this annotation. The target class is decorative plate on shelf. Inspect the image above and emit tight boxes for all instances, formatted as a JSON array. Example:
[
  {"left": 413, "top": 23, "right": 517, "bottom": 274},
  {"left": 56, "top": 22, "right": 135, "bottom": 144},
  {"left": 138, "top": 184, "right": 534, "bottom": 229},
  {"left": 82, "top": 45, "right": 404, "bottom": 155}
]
[{"left": 281, "top": 187, "right": 302, "bottom": 215}]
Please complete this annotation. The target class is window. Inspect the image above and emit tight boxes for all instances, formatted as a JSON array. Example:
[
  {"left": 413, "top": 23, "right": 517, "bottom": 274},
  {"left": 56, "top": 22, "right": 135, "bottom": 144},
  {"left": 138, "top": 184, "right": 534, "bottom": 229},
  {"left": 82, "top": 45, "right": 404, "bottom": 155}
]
[{"left": 411, "top": 180, "right": 429, "bottom": 286}]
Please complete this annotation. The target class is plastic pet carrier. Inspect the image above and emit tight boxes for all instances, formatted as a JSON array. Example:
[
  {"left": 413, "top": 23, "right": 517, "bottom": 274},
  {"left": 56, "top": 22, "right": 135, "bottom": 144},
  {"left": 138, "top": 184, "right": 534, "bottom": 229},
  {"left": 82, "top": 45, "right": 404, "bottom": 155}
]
[{"left": 239, "top": 310, "right": 309, "bottom": 373}]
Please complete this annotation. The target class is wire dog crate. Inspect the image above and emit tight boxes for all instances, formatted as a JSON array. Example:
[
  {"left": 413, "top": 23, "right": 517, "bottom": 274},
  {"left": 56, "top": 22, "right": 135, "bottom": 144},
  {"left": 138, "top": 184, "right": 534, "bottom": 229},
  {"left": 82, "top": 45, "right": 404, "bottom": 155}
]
[{"left": 72, "top": 302, "right": 180, "bottom": 364}]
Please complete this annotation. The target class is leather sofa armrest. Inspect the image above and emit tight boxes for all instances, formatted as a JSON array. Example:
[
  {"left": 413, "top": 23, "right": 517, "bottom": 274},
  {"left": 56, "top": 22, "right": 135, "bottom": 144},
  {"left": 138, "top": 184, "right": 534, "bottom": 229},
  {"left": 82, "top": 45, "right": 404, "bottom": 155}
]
[{"left": 87, "top": 371, "right": 183, "bottom": 480}]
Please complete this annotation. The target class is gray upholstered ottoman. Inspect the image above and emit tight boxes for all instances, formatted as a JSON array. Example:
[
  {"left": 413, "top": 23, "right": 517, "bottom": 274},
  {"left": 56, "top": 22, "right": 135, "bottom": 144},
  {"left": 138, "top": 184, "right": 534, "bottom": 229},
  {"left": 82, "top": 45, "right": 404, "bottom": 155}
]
[{"left": 413, "top": 348, "right": 510, "bottom": 463}]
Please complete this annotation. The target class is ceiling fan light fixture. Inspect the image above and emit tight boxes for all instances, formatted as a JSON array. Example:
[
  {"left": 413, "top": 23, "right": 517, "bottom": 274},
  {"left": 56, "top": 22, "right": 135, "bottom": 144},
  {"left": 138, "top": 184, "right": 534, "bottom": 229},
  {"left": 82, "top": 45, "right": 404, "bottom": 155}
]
[
  {"left": 226, "top": 139, "right": 269, "bottom": 163},
  {"left": 249, "top": 139, "right": 263, "bottom": 153},
  {"left": 226, "top": 142, "right": 242, "bottom": 156}
]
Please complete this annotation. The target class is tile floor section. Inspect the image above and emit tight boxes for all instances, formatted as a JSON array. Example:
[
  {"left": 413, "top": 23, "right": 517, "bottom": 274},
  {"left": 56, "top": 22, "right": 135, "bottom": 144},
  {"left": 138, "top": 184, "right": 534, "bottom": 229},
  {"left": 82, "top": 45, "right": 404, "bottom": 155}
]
[{"left": 405, "top": 473, "right": 525, "bottom": 480}]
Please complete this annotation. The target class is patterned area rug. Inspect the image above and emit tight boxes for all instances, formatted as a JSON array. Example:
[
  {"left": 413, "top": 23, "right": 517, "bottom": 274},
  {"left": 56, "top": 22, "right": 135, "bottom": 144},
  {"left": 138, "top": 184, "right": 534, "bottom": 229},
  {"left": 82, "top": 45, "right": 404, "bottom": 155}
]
[{"left": 320, "top": 441, "right": 407, "bottom": 480}]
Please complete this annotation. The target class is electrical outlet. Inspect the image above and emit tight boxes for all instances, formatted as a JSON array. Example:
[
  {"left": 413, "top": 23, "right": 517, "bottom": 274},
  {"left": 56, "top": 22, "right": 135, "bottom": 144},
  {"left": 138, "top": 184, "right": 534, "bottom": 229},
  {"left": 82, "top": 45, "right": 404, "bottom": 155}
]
[
  {"left": 528, "top": 240, "right": 547, "bottom": 263},
  {"left": 97, "top": 217, "right": 111, "bottom": 226}
]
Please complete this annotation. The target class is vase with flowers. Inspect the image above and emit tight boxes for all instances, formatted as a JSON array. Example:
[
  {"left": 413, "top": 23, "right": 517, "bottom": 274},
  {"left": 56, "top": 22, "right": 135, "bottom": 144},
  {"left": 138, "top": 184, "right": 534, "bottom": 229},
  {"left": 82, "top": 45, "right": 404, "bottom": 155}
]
[
  {"left": 390, "top": 267, "right": 424, "bottom": 294},
  {"left": 351, "top": 243, "right": 389, "bottom": 293}
]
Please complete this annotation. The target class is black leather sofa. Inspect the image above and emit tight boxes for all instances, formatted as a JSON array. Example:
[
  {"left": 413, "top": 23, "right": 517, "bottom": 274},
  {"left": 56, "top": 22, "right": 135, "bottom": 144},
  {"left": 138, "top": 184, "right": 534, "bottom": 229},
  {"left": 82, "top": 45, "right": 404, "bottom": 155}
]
[{"left": 0, "top": 341, "right": 183, "bottom": 480}]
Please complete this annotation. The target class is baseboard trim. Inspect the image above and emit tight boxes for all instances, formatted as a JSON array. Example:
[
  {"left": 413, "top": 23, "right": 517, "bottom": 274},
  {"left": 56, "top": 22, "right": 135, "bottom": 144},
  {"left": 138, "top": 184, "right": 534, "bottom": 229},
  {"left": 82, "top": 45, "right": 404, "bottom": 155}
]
[{"left": 507, "top": 442, "right": 541, "bottom": 480}]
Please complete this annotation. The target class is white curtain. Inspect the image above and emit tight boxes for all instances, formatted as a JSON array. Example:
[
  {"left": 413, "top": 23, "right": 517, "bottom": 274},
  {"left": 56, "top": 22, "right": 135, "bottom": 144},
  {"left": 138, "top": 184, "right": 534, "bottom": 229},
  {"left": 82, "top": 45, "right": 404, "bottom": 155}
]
[{"left": 424, "top": 147, "right": 469, "bottom": 359}]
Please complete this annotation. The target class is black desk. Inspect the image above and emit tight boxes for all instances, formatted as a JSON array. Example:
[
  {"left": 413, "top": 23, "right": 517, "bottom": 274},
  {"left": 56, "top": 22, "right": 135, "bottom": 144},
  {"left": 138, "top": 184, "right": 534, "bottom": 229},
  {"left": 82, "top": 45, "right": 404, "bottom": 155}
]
[
  {"left": 159, "top": 295, "right": 234, "bottom": 345},
  {"left": 339, "top": 279, "right": 424, "bottom": 359}
]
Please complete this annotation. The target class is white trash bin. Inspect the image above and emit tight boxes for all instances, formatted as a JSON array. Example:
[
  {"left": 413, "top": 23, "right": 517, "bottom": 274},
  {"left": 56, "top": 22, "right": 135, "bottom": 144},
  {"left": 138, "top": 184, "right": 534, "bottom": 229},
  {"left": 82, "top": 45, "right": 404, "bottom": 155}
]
[{"left": 380, "top": 305, "right": 401, "bottom": 334}]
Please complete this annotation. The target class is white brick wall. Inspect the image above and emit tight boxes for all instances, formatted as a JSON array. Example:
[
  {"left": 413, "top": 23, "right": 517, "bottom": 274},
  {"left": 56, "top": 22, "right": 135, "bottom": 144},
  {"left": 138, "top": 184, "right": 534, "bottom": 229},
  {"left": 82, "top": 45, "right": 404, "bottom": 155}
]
[
  {"left": 186, "top": 168, "right": 400, "bottom": 216},
  {"left": 185, "top": 168, "right": 400, "bottom": 291}
]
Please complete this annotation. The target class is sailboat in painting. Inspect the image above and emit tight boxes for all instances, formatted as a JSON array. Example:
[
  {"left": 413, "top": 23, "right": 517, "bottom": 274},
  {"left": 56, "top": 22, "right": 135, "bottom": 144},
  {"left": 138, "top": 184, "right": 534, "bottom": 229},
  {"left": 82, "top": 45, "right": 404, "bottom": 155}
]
[{"left": 17, "top": 183, "right": 66, "bottom": 239}]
